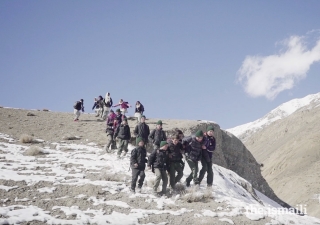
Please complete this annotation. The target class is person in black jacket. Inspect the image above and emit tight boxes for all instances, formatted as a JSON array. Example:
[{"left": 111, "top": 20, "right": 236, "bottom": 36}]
[
  {"left": 114, "top": 118, "right": 131, "bottom": 159},
  {"left": 134, "top": 115, "right": 150, "bottom": 145},
  {"left": 103, "top": 120, "right": 116, "bottom": 153},
  {"left": 73, "top": 99, "right": 84, "bottom": 121},
  {"left": 183, "top": 130, "right": 205, "bottom": 187},
  {"left": 147, "top": 141, "right": 170, "bottom": 195},
  {"left": 115, "top": 109, "right": 123, "bottom": 129},
  {"left": 97, "top": 96, "right": 104, "bottom": 117},
  {"left": 130, "top": 137, "right": 147, "bottom": 193},
  {"left": 92, "top": 98, "right": 99, "bottom": 117},
  {"left": 168, "top": 135, "right": 184, "bottom": 189},
  {"left": 149, "top": 120, "right": 167, "bottom": 150},
  {"left": 199, "top": 126, "right": 216, "bottom": 187}
]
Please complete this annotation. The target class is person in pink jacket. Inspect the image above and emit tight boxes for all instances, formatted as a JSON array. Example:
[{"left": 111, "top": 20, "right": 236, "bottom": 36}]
[{"left": 113, "top": 99, "right": 131, "bottom": 116}]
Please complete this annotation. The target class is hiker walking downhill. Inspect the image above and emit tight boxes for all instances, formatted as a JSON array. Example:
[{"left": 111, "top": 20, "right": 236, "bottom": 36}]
[
  {"left": 147, "top": 141, "right": 170, "bottom": 196},
  {"left": 134, "top": 115, "right": 150, "bottom": 146},
  {"left": 114, "top": 118, "right": 131, "bottom": 159},
  {"left": 103, "top": 110, "right": 117, "bottom": 152},
  {"left": 130, "top": 138, "right": 147, "bottom": 193},
  {"left": 97, "top": 95, "right": 104, "bottom": 117},
  {"left": 73, "top": 99, "right": 84, "bottom": 121},
  {"left": 92, "top": 97, "right": 102, "bottom": 117},
  {"left": 168, "top": 135, "right": 185, "bottom": 189},
  {"left": 198, "top": 126, "right": 216, "bottom": 187},
  {"left": 113, "top": 99, "right": 131, "bottom": 116},
  {"left": 102, "top": 92, "right": 113, "bottom": 120},
  {"left": 149, "top": 120, "right": 167, "bottom": 150},
  {"left": 134, "top": 101, "right": 144, "bottom": 124},
  {"left": 183, "top": 130, "right": 205, "bottom": 187},
  {"left": 115, "top": 109, "right": 123, "bottom": 129}
]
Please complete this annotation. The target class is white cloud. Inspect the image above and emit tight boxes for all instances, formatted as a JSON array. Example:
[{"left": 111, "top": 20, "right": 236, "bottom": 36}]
[{"left": 237, "top": 35, "right": 320, "bottom": 100}]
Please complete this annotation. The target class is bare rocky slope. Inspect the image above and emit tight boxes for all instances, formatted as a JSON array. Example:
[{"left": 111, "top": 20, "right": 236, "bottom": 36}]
[
  {"left": 0, "top": 107, "right": 293, "bottom": 211},
  {"left": 244, "top": 103, "right": 320, "bottom": 218}
]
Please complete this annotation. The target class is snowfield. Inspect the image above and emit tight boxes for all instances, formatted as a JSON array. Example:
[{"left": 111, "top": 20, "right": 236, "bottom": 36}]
[{"left": 0, "top": 133, "right": 320, "bottom": 225}]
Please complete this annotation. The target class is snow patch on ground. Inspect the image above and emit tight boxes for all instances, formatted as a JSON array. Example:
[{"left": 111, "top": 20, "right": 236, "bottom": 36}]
[{"left": 1, "top": 133, "right": 320, "bottom": 224}]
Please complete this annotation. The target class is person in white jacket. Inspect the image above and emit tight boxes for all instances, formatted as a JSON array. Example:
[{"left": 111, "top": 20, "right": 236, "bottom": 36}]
[{"left": 102, "top": 92, "right": 113, "bottom": 120}]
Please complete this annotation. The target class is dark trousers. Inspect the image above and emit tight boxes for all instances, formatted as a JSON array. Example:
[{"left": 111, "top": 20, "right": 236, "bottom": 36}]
[
  {"left": 131, "top": 168, "right": 145, "bottom": 190},
  {"left": 198, "top": 158, "right": 213, "bottom": 185},
  {"left": 186, "top": 158, "right": 199, "bottom": 184},
  {"left": 169, "top": 162, "right": 184, "bottom": 188}
]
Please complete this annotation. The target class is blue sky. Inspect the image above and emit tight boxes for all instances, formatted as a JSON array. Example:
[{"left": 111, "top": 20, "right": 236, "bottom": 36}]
[{"left": 1, "top": 1, "right": 320, "bottom": 129}]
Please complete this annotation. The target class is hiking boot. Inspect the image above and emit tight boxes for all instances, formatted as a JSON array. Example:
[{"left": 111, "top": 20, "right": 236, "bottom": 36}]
[
  {"left": 160, "top": 189, "right": 167, "bottom": 196},
  {"left": 129, "top": 188, "right": 135, "bottom": 193},
  {"left": 185, "top": 180, "right": 191, "bottom": 187}
]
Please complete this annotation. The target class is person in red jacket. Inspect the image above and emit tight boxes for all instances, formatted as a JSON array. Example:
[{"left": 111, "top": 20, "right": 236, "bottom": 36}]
[{"left": 113, "top": 99, "right": 131, "bottom": 116}]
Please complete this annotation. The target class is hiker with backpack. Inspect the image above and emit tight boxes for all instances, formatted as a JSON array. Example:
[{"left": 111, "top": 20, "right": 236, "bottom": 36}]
[
  {"left": 103, "top": 109, "right": 117, "bottom": 152},
  {"left": 97, "top": 95, "right": 104, "bottom": 117},
  {"left": 102, "top": 92, "right": 113, "bottom": 120},
  {"left": 198, "top": 126, "right": 216, "bottom": 187},
  {"left": 114, "top": 118, "right": 131, "bottom": 159},
  {"left": 148, "top": 120, "right": 167, "bottom": 150},
  {"left": 182, "top": 130, "right": 205, "bottom": 187},
  {"left": 113, "top": 99, "right": 131, "bottom": 116},
  {"left": 92, "top": 97, "right": 102, "bottom": 117},
  {"left": 147, "top": 141, "right": 170, "bottom": 195},
  {"left": 168, "top": 134, "right": 185, "bottom": 190},
  {"left": 134, "top": 101, "right": 144, "bottom": 124},
  {"left": 73, "top": 99, "right": 84, "bottom": 121},
  {"left": 134, "top": 115, "right": 150, "bottom": 147},
  {"left": 130, "top": 137, "right": 148, "bottom": 193}
]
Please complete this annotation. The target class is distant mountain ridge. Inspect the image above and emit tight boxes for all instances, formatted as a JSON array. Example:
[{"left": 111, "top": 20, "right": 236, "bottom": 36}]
[{"left": 226, "top": 92, "right": 320, "bottom": 141}]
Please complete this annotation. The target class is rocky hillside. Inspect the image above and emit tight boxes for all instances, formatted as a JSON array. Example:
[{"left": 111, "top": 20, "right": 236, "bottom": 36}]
[
  {"left": 2, "top": 107, "right": 320, "bottom": 224},
  {"left": 238, "top": 102, "right": 320, "bottom": 218},
  {"left": 0, "top": 107, "right": 290, "bottom": 210},
  {"left": 245, "top": 103, "right": 320, "bottom": 217}
]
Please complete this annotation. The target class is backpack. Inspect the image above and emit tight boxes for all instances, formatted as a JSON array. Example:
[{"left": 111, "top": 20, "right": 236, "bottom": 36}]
[{"left": 73, "top": 101, "right": 80, "bottom": 109}]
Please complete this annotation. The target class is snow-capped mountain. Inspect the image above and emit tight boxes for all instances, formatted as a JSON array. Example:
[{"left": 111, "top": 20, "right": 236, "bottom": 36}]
[{"left": 226, "top": 92, "right": 320, "bottom": 142}]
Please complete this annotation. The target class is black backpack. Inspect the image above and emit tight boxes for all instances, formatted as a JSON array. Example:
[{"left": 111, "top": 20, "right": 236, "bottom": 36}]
[{"left": 73, "top": 101, "right": 81, "bottom": 110}]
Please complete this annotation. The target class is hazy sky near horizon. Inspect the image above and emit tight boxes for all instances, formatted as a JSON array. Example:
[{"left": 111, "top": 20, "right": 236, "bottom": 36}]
[{"left": 1, "top": 1, "right": 320, "bottom": 129}]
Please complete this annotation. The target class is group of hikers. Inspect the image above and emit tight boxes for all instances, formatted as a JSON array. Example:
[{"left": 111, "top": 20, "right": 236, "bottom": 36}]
[
  {"left": 73, "top": 93, "right": 216, "bottom": 196},
  {"left": 130, "top": 120, "right": 216, "bottom": 195},
  {"left": 73, "top": 93, "right": 144, "bottom": 122}
]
